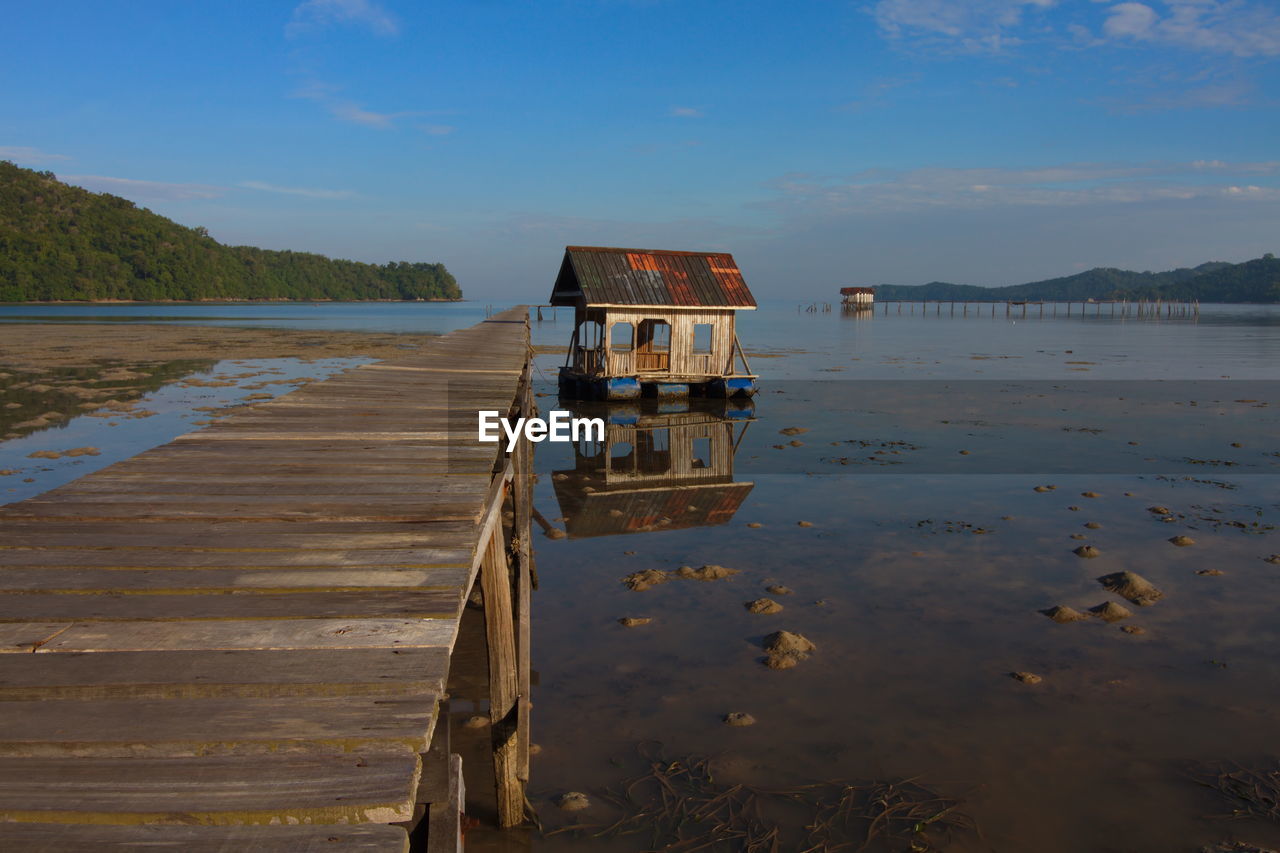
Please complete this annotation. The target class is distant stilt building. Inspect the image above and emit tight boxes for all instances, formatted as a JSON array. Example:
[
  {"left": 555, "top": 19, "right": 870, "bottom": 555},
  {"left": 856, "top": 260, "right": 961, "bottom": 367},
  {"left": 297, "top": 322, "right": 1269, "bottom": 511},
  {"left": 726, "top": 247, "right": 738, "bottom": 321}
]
[{"left": 841, "top": 286, "right": 875, "bottom": 309}]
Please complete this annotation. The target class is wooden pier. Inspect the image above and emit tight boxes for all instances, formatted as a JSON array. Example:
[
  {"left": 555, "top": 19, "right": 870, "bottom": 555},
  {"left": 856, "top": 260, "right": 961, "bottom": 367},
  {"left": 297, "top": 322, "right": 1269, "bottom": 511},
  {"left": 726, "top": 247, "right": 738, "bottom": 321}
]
[
  {"left": 0, "top": 307, "right": 536, "bottom": 850},
  {"left": 878, "top": 299, "right": 1199, "bottom": 318},
  {"left": 875, "top": 295, "right": 1192, "bottom": 315}
]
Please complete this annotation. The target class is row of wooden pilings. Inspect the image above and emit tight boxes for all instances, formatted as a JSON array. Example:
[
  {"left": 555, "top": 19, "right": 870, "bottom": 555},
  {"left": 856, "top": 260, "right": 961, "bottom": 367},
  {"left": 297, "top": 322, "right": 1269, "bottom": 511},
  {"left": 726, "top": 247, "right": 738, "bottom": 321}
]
[{"left": 878, "top": 299, "right": 1200, "bottom": 318}]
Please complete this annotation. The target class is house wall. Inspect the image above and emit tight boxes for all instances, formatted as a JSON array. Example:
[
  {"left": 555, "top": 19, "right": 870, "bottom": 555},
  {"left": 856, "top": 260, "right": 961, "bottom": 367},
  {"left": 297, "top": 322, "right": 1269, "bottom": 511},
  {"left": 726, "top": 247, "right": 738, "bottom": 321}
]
[{"left": 597, "top": 308, "right": 737, "bottom": 378}]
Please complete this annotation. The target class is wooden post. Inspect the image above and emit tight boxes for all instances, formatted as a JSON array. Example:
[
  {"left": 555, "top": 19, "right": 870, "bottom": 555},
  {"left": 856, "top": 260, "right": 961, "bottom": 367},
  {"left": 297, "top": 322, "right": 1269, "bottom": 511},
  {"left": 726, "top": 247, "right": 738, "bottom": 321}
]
[
  {"left": 512, "top": 362, "right": 534, "bottom": 803},
  {"left": 480, "top": 521, "right": 521, "bottom": 828}
]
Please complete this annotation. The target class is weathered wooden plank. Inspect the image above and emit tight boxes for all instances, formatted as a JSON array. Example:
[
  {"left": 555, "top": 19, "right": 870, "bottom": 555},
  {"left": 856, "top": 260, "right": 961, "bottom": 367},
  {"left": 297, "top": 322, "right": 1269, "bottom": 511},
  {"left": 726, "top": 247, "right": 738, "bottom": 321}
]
[
  {"left": 0, "top": 753, "right": 420, "bottom": 824},
  {"left": 0, "top": 549, "right": 470, "bottom": 569},
  {"left": 0, "top": 521, "right": 476, "bottom": 550},
  {"left": 43, "top": 479, "right": 489, "bottom": 496},
  {"left": 0, "top": 590, "right": 461, "bottom": 622},
  {"left": 2, "top": 501, "right": 483, "bottom": 523},
  {"left": 0, "top": 823, "right": 410, "bottom": 852},
  {"left": 0, "top": 648, "right": 450, "bottom": 697},
  {"left": 0, "top": 618, "right": 454, "bottom": 654},
  {"left": 0, "top": 695, "right": 440, "bottom": 757},
  {"left": 424, "top": 753, "right": 464, "bottom": 853},
  {"left": 0, "top": 567, "right": 471, "bottom": 592}
]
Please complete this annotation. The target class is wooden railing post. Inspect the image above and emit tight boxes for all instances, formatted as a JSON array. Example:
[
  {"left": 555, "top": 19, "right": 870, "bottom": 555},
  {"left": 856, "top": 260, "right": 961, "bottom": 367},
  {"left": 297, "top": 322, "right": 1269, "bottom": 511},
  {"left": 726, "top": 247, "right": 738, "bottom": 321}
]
[{"left": 482, "top": 319, "right": 536, "bottom": 829}]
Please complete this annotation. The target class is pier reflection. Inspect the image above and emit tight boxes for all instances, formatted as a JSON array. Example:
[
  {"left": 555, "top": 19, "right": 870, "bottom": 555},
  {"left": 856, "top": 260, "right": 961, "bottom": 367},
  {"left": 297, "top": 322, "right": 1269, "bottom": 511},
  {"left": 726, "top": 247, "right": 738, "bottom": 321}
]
[{"left": 549, "top": 399, "right": 755, "bottom": 538}]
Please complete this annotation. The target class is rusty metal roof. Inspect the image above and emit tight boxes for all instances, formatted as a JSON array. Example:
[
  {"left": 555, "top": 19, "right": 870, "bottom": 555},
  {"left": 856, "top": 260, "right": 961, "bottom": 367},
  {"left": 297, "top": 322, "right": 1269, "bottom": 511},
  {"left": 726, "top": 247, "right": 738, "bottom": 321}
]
[
  {"left": 552, "top": 479, "right": 754, "bottom": 538},
  {"left": 550, "top": 246, "right": 756, "bottom": 308}
]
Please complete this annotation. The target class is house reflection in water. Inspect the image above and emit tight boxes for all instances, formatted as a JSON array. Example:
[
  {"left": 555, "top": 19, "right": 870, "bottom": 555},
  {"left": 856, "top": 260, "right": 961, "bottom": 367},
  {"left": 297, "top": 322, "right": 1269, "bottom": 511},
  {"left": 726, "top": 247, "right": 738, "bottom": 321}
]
[{"left": 550, "top": 401, "right": 755, "bottom": 538}]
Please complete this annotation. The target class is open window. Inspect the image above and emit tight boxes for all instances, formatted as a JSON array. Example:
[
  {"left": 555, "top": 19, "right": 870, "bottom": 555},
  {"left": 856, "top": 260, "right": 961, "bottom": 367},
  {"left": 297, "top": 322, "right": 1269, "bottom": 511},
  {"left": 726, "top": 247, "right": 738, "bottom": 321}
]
[
  {"left": 637, "top": 428, "right": 671, "bottom": 474},
  {"left": 691, "top": 436, "right": 710, "bottom": 469},
  {"left": 637, "top": 319, "right": 671, "bottom": 353},
  {"left": 692, "top": 323, "right": 713, "bottom": 355},
  {"left": 610, "top": 322, "right": 634, "bottom": 352}
]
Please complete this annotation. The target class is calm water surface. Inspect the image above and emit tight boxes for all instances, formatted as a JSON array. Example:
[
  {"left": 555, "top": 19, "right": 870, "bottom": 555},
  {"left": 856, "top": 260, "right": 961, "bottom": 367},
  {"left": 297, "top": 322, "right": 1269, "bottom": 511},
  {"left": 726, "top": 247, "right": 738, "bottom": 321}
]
[{"left": 2, "top": 301, "right": 1278, "bottom": 851}]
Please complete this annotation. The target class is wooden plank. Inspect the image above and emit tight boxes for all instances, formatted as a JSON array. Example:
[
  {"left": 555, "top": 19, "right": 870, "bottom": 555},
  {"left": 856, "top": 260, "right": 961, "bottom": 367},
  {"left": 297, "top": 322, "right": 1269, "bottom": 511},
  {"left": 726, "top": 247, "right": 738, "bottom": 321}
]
[
  {"left": 0, "top": 823, "right": 409, "bottom": 851},
  {"left": 0, "top": 590, "right": 461, "bottom": 622},
  {"left": 424, "top": 753, "right": 464, "bottom": 853},
  {"left": 0, "top": 549, "right": 471, "bottom": 568},
  {"left": 0, "top": 647, "right": 450, "bottom": 696},
  {"left": 0, "top": 695, "right": 440, "bottom": 757},
  {"left": 0, "top": 754, "right": 421, "bottom": 825},
  {"left": 0, "top": 567, "right": 471, "bottom": 592},
  {"left": 0, "top": 618, "right": 454, "bottom": 654}
]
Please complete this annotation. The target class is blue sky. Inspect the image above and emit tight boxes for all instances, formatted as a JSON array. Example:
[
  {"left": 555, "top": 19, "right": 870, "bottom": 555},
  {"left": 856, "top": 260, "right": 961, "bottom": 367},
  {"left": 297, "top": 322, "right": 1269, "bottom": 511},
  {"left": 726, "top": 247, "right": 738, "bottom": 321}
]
[{"left": 3, "top": 0, "right": 1279, "bottom": 298}]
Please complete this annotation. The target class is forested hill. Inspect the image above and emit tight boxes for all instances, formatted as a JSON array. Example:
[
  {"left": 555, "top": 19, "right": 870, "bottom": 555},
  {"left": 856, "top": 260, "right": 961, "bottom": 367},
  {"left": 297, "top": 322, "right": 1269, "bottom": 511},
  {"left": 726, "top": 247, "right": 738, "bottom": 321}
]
[
  {"left": 0, "top": 161, "right": 461, "bottom": 302},
  {"left": 872, "top": 256, "right": 1280, "bottom": 303}
]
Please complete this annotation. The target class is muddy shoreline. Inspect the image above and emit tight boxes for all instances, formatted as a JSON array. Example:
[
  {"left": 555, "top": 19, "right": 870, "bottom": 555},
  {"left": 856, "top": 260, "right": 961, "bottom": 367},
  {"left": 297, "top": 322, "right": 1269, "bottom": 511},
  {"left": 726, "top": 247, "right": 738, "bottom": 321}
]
[{"left": 0, "top": 323, "right": 440, "bottom": 369}]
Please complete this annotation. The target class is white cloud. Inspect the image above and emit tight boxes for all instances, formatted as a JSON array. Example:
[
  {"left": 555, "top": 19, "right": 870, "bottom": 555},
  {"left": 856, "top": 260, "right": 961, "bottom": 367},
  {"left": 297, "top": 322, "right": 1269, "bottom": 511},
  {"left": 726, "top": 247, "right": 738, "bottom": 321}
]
[
  {"left": 872, "top": 0, "right": 1058, "bottom": 52},
  {"left": 238, "top": 181, "right": 356, "bottom": 199},
  {"left": 1102, "top": 2, "right": 1157, "bottom": 37},
  {"left": 873, "top": 0, "right": 1280, "bottom": 56},
  {"left": 0, "top": 146, "right": 71, "bottom": 165},
  {"left": 669, "top": 106, "right": 704, "bottom": 117},
  {"left": 62, "top": 175, "right": 224, "bottom": 201},
  {"left": 287, "top": 0, "right": 399, "bottom": 37},
  {"left": 1100, "top": 0, "right": 1280, "bottom": 56}
]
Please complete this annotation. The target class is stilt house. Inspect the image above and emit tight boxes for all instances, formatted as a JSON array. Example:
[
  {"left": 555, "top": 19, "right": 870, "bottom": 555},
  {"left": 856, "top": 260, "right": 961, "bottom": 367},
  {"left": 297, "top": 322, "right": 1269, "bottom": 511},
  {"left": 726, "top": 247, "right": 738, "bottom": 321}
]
[{"left": 551, "top": 246, "right": 757, "bottom": 399}]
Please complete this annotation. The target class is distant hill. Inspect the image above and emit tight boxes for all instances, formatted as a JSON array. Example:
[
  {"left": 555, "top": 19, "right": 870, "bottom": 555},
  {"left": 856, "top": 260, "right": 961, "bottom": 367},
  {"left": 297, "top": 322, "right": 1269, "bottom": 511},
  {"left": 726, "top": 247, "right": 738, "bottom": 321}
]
[
  {"left": 872, "top": 257, "right": 1278, "bottom": 303},
  {"left": 0, "top": 161, "right": 461, "bottom": 302}
]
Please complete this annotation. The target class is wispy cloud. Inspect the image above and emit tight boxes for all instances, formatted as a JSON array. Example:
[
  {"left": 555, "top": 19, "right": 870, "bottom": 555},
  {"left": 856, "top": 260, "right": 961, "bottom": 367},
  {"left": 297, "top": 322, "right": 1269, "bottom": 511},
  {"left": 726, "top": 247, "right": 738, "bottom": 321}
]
[
  {"left": 758, "top": 160, "right": 1280, "bottom": 216},
  {"left": 293, "top": 81, "right": 422, "bottom": 128},
  {"left": 238, "top": 180, "right": 356, "bottom": 199},
  {"left": 420, "top": 124, "right": 456, "bottom": 136},
  {"left": 872, "top": 0, "right": 1057, "bottom": 53},
  {"left": 62, "top": 175, "right": 225, "bottom": 201},
  {"left": 669, "top": 106, "right": 704, "bottom": 118},
  {"left": 835, "top": 73, "right": 923, "bottom": 112},
  {"left": 287, "top": 0, "right": 399, "bottom": 37},
  {"left": 0, "top": 146, "right": 71, "bottom": 165},
  {"left": 872, "top": 0, "right": 1280, "bottom": 57}
]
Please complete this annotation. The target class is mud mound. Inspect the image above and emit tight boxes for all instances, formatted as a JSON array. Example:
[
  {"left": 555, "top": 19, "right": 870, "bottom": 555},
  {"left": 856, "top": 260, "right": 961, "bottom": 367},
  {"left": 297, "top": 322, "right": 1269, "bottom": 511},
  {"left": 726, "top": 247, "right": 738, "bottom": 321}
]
[
  {"left": 745, "top": 598, "right": 783, "bottom": 615},
  {"left": 622, "top": 569, "right": 671, "bottom": 591},
  {"left": 1089, "top": 601, "right": 1132, "bottom": 622},
  {"left": 1073, "top": 545, "right": 1101, "bottom": 559},
  {"left": 723, "top": 712, "right": 756, "bottom": 727},
  {"left": 1041, "top": 605, "right": 1087, "bottom": 623},
  {"left": 763, "top": 631, "right": 815, "bottom": 667},
  {"left": 1097, "top": 571, "right": 1163, "bottom": 606},
  {"left": 618, "top": 617, "right": 652, "bottom": 627},
  {"left": 677, "top": 565, "right": 739, "bottom": 581}
]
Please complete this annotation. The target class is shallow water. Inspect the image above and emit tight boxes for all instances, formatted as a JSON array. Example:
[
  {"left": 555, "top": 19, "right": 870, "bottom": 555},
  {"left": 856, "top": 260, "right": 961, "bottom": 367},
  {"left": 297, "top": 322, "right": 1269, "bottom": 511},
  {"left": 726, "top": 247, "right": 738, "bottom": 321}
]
[
  {"left": 2, "top": 301, "right": 1278, "bottom": 850},
  {"left": 519, "top": 305, "right": 1280, "bottom": 853}
]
